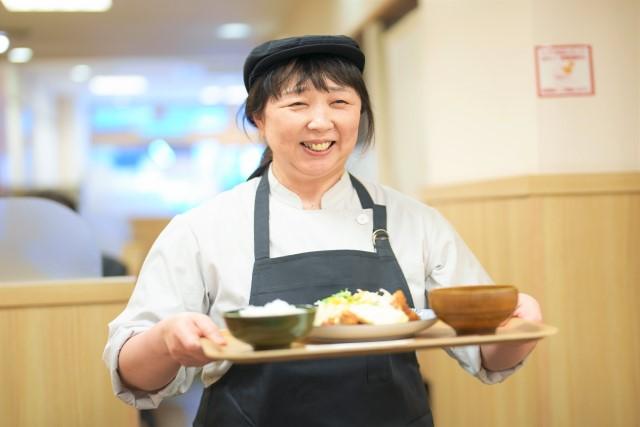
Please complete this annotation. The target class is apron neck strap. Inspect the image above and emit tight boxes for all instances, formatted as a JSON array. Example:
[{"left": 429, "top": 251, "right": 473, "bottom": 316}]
[
  {"left": 253, "top": 172, "right": 389, "bottom": 260},
  {"left": 254, "top": 173, "right": 271, "bottom": 261},
  {"left": 348, "top": 174, "right": 374, "bottom": 209},
  {"left": 349, "top": 175, "right": 391, "bottom": 252}
]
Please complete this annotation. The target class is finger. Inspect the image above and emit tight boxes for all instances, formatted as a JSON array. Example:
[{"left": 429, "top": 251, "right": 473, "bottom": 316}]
[
  {"left": 171, "top": 326, "right": 214, "bottom": 366},
  {"left": 512, "top": 293, "right": 543, "bottom": 322},
  {"left": 179, "top": 352, "right": 213, "bottom": 367},
  {"left": 191, "top": 314, "right": 227, "bottom": 345},
  {"left": 522, "top": 294, "right": 543, "bottom": 321},
  {"left": 175, "top": 354, "right": 211, "bottom": 367},
  {"left": 172, "top": 320, "right": 205, "bottom": 355},
  {"left": 162, "top": 316, "right": 214, "bottom": 366}
]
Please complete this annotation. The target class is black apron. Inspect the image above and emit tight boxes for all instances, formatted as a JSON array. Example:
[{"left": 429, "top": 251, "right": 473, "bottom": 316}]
[{"left": 194, "top": 174, "right": 433, "bottom": 427}]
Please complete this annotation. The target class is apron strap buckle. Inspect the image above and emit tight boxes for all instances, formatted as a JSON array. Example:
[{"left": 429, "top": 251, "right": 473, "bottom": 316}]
[{"left": 372, "top": 228, "right": 389, "bottom": 247}]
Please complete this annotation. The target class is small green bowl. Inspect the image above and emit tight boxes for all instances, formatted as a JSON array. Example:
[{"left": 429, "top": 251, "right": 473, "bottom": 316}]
[{"left": 223, "top": 305, "right": 317, "bottom": 350}]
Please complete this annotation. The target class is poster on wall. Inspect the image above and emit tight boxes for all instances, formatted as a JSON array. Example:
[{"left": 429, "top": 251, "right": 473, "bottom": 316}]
[{"left": 535, "top": 44, "right": 595, "bottom": 97}]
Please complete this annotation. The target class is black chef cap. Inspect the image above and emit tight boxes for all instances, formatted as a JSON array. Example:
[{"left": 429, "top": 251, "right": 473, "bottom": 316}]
[{"left": 243, "top": 35, "right": 365, "bottom": 91}]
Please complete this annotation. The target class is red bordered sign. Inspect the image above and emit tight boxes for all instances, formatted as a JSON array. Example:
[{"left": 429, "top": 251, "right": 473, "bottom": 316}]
[{"left": 534, "top": 44, "right": 595, "bottom": 97}]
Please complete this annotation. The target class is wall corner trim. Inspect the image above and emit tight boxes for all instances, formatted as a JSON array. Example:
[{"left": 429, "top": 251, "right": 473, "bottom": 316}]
[{"left": 422, "top": 172, "right": 640, "bottom": 203}]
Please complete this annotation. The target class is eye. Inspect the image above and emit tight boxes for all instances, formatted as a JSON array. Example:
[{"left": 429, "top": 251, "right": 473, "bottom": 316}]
[
  {"left": 287, "top": 101, "right": 306, "bottom": 107},
  {"left": 332, "top": 99, "right": 349, "bottom": 105}
]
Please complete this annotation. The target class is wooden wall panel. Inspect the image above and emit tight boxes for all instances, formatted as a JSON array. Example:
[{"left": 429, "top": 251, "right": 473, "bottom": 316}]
[
  {"left": 0, "top": 278, "right": 138, "bottom": 427},
  {"left": 418, "top": 173, "right": 640, "bottom": 427},
  {"left": 122, "top": 217, "right": 170, "bottom": 275},
  {"left": 538, "top": 194, "right": 640, "bottom": 427}
]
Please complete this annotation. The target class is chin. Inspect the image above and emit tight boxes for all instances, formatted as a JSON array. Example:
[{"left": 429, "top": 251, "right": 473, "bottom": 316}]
[{"left": 303, "top": 161, "right": 346, "bottom": 175}]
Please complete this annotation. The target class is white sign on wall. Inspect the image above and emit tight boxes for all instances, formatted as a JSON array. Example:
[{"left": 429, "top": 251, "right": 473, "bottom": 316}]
[{"left": 535, "top": 44, "right": 595, "bottom": 97}]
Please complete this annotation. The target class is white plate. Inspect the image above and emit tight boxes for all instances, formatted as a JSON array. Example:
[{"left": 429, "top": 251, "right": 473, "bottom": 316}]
[{"left": 307, "top": 309, "right": 437, "bottom": 343}]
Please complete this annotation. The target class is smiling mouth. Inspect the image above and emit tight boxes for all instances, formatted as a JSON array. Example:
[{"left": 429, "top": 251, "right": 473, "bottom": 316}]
[{"left": 301, "top": 141, "right": 336, "bottom": 152}]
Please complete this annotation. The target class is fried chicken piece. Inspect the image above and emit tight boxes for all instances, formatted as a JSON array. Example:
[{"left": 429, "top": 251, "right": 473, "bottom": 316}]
[
  {"left": 391, "top": 290, "right": 420, "bottom": 321},
  {"left": 339, "top": 310, "right": 361, "bottom": 324}
]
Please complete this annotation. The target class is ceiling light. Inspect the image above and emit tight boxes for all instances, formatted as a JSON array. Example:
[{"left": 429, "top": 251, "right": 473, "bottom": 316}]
[
  {"left": 8, "top": 47, "right": 33, "bottom": 63},
  {"left": 216, "top": 23, "right": 251, "bottom": 40},
  {"left": 70, "top": 64, "right": 92, "bottom": 83},
  {"left": 89, "top": 75, "right": 148, "bottom": 96},
  {"left": 1, "top": 0, "right": 112, "bottom": 12},
  {"left": 0, "top": 32, "right": 9, "bottom": 54}
]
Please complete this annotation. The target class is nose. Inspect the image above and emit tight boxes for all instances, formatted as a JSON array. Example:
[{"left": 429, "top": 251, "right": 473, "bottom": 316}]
[{"left": 307, "top": 105, "right": 334, "bottom": 131}]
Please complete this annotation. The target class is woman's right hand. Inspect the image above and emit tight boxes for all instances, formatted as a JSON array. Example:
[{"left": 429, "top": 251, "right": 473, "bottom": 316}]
[{"left": 158, "top": 313, "right": 227, "bottom": 367}]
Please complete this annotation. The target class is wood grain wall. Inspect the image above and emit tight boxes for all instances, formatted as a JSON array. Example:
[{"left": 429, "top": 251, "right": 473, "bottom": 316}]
[
  {"left": 0, "top": 277, "right": 138, "bottom": 427},
  {"left": 417, "top": 172, "right": 640, "bottom": 427},
  {"left": 122, "top": 217, "right": 169, "bottom": 276}
]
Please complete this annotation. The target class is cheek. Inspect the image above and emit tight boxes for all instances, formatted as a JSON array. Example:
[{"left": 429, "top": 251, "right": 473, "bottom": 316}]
[
  {"left": 265, "top": 116, "right": 299, "bottom": 145},
  {"left": 341, "top": 114, "right": 362, "bottom": 140}
]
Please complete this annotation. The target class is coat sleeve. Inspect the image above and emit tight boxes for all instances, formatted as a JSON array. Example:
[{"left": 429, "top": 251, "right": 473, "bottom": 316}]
[
  {"left": 422, "top": 206, "right": 524, "bottom": 384},
  {"left": 102, "top": 214, "right": 216, "bottom": 409}
]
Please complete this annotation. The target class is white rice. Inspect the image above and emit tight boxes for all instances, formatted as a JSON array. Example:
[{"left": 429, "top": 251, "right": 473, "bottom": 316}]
[{"left": 238, "top": 299, "right": 305, "bottom": 317}]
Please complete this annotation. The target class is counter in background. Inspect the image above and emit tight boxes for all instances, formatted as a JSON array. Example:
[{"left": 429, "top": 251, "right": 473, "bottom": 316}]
[{"left": 0, "top": 277, "right": 138, "bottom": 427}]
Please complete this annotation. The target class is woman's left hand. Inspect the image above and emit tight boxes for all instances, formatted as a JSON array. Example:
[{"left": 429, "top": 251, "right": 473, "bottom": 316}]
[
  {"left": 507, "top": 292, "right": 543, "bottom": 324},
  {"left": 481, "top": 292, "right": 543, "bottom": 371}
]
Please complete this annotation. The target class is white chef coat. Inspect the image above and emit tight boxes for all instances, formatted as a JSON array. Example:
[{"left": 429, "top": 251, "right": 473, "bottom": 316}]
[{"left": 103, "top": 167, "right": 522, "bottom": 409}]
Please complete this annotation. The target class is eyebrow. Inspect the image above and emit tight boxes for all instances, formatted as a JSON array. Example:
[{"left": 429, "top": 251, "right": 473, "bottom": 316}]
[{"left": 282, "top": 85, "right": 349, "bottom": 95}]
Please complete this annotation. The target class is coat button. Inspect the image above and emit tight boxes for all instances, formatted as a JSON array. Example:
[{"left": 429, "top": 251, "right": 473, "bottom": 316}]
[{"left": 356, "top": 213, "right": 369, "bottom": 225}]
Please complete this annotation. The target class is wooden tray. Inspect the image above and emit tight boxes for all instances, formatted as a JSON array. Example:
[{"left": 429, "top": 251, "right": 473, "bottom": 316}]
[{"left": 200, "top": 319, "right": 557, "bottom": 364}]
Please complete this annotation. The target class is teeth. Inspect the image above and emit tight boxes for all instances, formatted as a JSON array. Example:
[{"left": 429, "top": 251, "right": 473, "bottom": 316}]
[{"left": 303, "top": 141, "right": 333, "bottom": 152}]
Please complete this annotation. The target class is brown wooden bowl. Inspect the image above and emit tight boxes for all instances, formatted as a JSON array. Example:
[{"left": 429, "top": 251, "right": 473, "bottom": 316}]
[{"left": 429, "top": 285, "right": 518, "bottom": 335}]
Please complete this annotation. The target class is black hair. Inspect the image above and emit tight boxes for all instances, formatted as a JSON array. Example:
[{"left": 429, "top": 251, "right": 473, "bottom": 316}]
[{"left": 243, "top": 54, "right": 374, "bottom": 180}]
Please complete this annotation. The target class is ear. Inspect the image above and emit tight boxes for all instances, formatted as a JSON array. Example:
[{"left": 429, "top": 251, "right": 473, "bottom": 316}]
[
  {"left": 252, "top": 113, "right": 264, "bottom": 130},
  {"left": 253, "top": 114, "right": 266, "bottom": 140}
]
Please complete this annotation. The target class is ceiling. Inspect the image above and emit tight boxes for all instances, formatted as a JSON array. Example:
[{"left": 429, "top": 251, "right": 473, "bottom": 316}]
[
  {"left": 0, "top": 0, "right": 296, "bottom": 101},
  {"left": 0, "top": 0, "right": 294, "bottom": 59}
]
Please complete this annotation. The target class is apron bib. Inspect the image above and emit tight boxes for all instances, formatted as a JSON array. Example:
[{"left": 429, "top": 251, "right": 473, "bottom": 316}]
[{"left": 194, "top": 174, "right": 433, "bottom": 427}]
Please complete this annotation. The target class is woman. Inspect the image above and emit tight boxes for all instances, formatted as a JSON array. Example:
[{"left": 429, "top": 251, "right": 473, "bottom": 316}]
[{"left": 104, "top": 35, "right": 542, "bottom": 426}]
